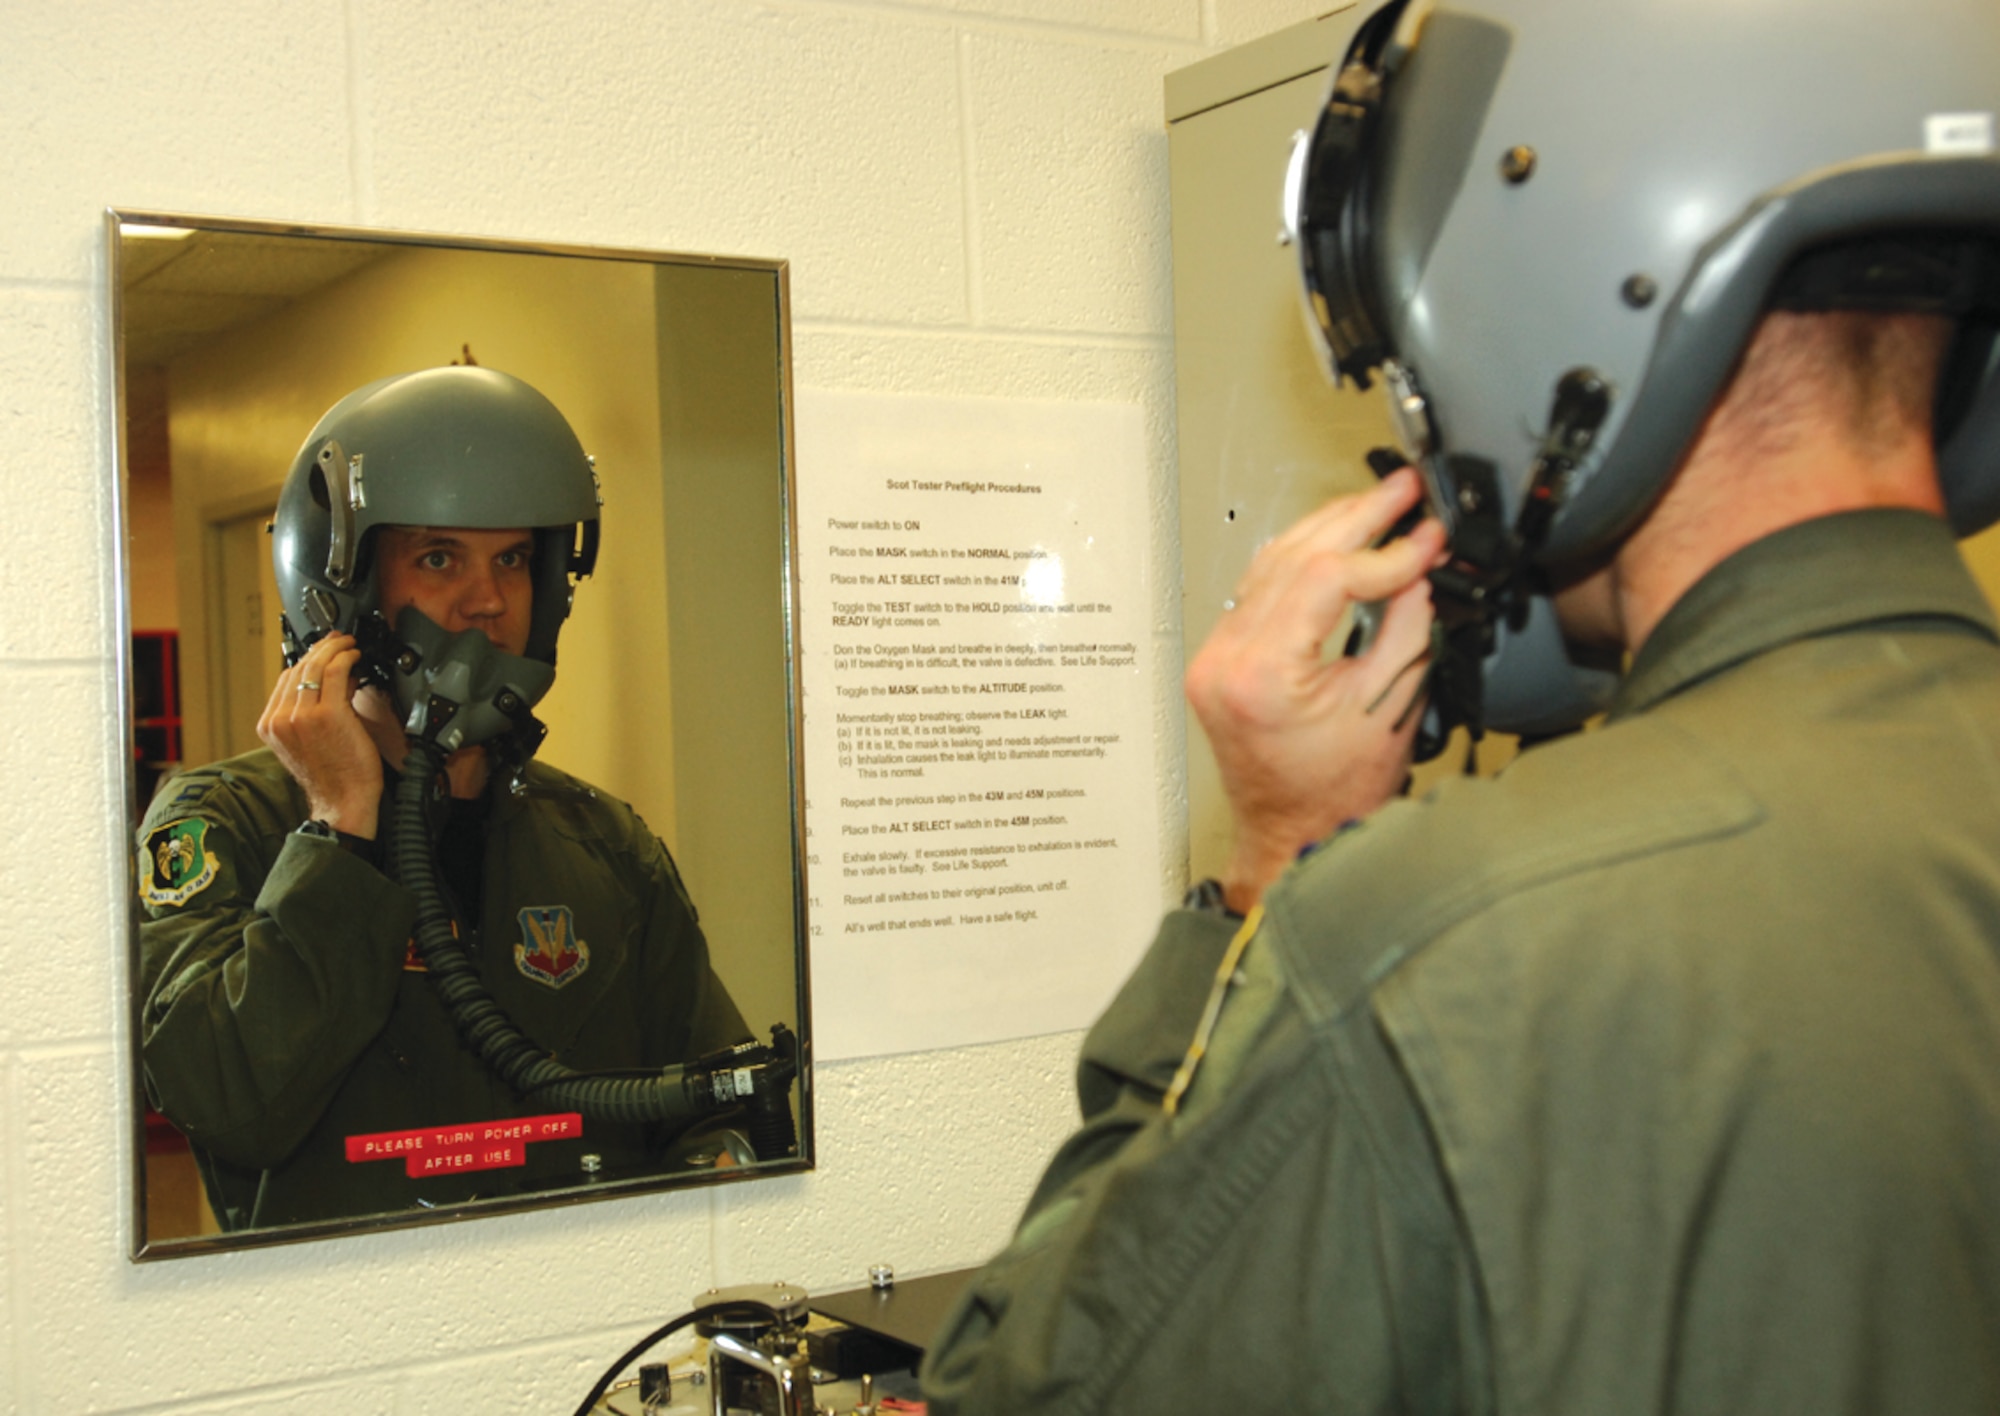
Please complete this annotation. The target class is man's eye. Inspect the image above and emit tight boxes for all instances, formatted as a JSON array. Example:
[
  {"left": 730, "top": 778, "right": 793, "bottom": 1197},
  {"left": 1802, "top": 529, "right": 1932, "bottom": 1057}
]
[
  {"left": 419, "top": 551, "right": 452, "bottom": 571},
  {"left": 497, "top": 550, "right": 530, "bottom": 570}
]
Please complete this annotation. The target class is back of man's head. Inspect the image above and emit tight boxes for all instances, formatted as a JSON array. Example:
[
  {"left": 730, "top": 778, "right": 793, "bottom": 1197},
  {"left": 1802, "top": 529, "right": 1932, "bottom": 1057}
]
[
  {"left": 1717, "top": 312, "right": 1953, "bottom": 469},
  {"left": 1286, "top": 0, "right": 2000, "bottom": 736}
]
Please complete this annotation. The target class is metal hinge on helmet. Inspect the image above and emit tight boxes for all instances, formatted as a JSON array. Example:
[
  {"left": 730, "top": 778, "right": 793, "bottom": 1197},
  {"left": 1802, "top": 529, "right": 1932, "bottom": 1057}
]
[{"left": 316, "top": 439, "right": 367, "bottom": 589}]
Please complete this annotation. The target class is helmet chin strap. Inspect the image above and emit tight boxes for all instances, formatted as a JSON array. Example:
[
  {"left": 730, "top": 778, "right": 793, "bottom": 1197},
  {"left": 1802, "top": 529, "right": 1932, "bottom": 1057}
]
[
  {"left": 1369, "top": 368, "right": 1615, "bottom": 762},
  {"left": 382, "top": 606, "right": 556, "bottom": 760}
]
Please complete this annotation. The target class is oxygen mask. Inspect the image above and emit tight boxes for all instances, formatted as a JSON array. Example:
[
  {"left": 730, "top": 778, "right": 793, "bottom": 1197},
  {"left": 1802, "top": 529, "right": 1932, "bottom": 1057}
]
[{"left": 376, "top": 606, "right": 555, "bottom": 756}]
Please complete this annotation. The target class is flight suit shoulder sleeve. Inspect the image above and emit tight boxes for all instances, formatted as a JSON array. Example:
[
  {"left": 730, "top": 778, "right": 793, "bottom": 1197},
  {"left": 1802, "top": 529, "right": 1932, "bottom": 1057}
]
[
  {"left": 650, "top": 860, "right": 751, "bottom": 1057},
  {"left": 1073, "top": 906, "right": 1238, "bottom": 1117},
  {"left": 138, "top": 759, "right": 418, "bottom": 1168},
  {"left": 640, "top": 821, "right": 702, "bottom": 928},
  {"left": 1264, "top": 721, "right": 1762, "bottom": 1025},
  {"left": 617, "top": 808, "right": 751, "bottom": 1055},
  {"left": 523, "top": 762, "right": 706, "bottom": 923},
  {"left": 922, "top": 909, "right": 1477, "bottom": 1415},
  {"left": 990, "top": 905, "right": 1243, "bottom": 1240}
]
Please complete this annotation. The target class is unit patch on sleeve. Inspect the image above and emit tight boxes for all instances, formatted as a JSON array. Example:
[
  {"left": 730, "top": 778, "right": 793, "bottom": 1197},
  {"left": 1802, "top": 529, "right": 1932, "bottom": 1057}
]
[
  {"left": 515, "top": 905, "right": 590, "bottom": 988},
  {"left": 140, "top": 818, "right": 220, "bottom": 908}
]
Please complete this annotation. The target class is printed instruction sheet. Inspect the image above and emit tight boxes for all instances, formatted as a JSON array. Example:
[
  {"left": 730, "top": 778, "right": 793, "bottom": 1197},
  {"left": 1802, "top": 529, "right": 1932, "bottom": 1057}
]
[{"left": 796, "top": 389, "right": 1163, "bottom": 1060}]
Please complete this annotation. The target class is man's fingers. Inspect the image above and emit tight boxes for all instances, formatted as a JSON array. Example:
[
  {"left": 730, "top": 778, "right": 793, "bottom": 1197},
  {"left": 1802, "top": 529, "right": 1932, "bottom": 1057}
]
[
  {"left": 254, "top": 633, "right": 386, "bottom": 835},
  {"left": 1273, "top": 465, "right": 1426, "bottom": 558},
  {"left": 260, "top": 660, "right": 308, "bottom": 740},
  {"left": 1338, "top": 517, "right": 1448, "bottom": 603},
  {"left": 1232, "top": 468, "right": 1428, "bottom": 605},
  {"left": 1225, "top": 473, "right": 1438, "bottom": 643},
  {"left": 316, "top": 645, "right": 363, "bottom": 703},
  {"left": 1352, "top": 576, "right": 1435, "bottom": 719},
  {"left": 1187, "top": 470, "right": 1450, "bottom": 910},
  {"left": 258, "top": 636, "right": 359, "bottom": 749},
  {"left": 1234, "top": 513, "right": 1442, "bottom": 667},
  {"left": 288, "top": 639, "right": 360, "bottom": 730},
  {"left": 1192, "top": 464, "right": 1440, "bottom": 724}
]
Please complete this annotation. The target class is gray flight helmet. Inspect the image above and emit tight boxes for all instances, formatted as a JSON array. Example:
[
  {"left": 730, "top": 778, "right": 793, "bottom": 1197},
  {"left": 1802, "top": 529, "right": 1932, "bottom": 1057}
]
[
  {"left": 272, "top": 366, "right": 602, "bottom": 749},
  {"left": 1287, "top": 0, "right": 2000, "bottom": 736}
]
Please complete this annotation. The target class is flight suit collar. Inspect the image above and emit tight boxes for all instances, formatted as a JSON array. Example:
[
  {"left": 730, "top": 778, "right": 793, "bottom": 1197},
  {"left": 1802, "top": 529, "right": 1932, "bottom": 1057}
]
[{"left": 1609, "top": 508, "right": 1998, "bottom": 722}]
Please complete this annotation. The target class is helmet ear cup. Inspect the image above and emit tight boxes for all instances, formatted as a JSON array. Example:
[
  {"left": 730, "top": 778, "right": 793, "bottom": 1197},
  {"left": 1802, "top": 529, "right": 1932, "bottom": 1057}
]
[
  {"left": 524, "top": 524, "right": 584, "bottom": 667},
  {"left": 273, "top": 439, "right": 357, "bottom": 659}
]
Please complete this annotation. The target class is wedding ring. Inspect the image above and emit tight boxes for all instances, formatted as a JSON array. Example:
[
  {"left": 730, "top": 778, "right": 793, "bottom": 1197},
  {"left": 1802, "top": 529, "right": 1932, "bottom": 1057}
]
[{"left": 298, "top": 680, "right": 322, "bottom": 692}]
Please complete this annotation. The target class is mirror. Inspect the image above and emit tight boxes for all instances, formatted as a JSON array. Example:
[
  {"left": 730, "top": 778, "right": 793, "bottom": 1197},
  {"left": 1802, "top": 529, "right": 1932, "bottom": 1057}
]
[{"left": 112, "top": 212, "right": 812, "bottom": 1256}]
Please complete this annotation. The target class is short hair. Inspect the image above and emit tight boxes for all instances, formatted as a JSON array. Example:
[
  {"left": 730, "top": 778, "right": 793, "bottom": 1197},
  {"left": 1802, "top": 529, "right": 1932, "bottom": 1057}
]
[{"left": 1713, "top": 310, "right": 1952, "bottom": 463}]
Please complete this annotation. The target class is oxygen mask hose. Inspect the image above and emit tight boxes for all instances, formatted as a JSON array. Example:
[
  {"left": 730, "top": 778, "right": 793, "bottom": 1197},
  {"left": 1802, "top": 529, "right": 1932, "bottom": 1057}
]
[
  {"left": 736, "top": 1025, "right": 800, "bottom": 1161},
  {"left": 391, "top": 737, "right": 711, "bottom": 1128}
]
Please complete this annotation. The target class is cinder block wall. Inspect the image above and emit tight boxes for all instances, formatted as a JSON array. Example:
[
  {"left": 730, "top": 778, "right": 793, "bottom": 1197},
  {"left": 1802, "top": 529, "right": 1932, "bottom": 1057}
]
[{"left": 0, "top": 0, "right": 1320, "bottom": 1409}]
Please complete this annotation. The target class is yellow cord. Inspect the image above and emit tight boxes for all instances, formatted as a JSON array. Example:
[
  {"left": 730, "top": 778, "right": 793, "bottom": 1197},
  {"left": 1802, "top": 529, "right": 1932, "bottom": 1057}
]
[{"left": 1162, "top": 904, "right": 1264, "bottom": 1116}]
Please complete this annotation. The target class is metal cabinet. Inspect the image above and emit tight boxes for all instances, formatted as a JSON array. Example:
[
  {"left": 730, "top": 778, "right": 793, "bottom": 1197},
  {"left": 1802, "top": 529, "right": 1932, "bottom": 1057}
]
[{"left": 1166, "top": 9, "right": 1384, "bottom": 882}]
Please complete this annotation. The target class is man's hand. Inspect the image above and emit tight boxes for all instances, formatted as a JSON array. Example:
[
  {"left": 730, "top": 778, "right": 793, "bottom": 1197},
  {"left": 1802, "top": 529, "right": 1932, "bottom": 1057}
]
[
  {"left": 1186, "top": 468, "right": 1447, "bottom": 913},
  {"left": 257, "top": 633, "right": 384, "bottom": 839}
]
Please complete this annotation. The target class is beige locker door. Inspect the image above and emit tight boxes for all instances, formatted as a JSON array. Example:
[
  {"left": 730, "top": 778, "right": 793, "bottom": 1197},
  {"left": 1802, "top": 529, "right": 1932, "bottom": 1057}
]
[{"left": 210, "top": 508, "right": 283, "bottom": 760}]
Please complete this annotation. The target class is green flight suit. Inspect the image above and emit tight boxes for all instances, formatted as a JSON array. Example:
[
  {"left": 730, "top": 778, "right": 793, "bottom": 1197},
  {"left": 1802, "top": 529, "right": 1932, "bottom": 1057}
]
[
  {"left": 137, "top": 750, "right": 749, "bottom": 1231},
  {"left": 923, "top": 509, "right": 2000, "bottom": 1414}
]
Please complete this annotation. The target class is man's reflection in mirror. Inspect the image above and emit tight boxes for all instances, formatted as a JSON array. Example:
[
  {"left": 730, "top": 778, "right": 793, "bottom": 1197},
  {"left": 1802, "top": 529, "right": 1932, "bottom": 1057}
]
[{"left": 135, "top": 368, "right": 754, "bottom": 1230}]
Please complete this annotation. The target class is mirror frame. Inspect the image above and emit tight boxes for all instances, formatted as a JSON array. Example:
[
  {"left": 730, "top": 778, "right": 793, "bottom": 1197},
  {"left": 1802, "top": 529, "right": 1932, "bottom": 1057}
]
[{"left": 110, "top": 210, "right": 814, "bottom": 1258}]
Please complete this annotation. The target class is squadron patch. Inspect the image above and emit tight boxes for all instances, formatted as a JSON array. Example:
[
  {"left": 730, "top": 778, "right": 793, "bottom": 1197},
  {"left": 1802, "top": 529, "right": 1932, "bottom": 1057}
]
[
  {"left": 139, "top": 818, "right": 219, "bottom": 908},
  {"left": 515, "top": 905, "right": 590, "bottom": 989}
]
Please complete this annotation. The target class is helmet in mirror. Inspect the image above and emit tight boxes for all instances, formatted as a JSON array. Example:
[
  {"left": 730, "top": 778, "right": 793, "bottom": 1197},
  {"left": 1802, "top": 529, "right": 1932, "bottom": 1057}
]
[
  {"left": 271, "top": 366, "right": 602, "bottom": 756},
  {"left": 1286, "top": 0, "right": 2000, "bottom": 741}
]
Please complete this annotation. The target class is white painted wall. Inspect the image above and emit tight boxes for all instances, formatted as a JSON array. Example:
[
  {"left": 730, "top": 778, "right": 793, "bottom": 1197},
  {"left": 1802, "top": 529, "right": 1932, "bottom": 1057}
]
[{"left": 0, "top": 0, "right": 1324, "bottom": 1409}]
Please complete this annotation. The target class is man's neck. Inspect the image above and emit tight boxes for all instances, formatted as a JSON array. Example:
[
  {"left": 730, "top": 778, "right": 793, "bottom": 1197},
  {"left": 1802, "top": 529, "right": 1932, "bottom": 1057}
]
[
  {"left": 1570, "top": 309, "right": 1957, "bottom": 656},
  {"left": 1603, "top": 431, "right": 1945, "bottom": 655}
]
